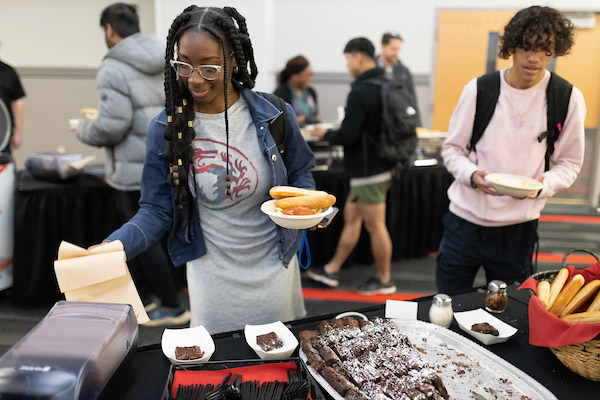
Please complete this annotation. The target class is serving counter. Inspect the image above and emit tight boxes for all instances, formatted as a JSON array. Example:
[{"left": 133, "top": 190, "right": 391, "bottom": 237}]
[{"left": 120, "top": 284, "right": 598, "bottom": 399}]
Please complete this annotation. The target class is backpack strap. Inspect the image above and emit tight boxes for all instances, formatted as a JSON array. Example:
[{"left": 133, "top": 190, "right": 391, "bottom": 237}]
[
  {"left": 469, "top": 71, "right": 501, "bottom": 154},
  {"left": 258, "top": 92, "right": 288, "bottom": 157},
  {"left": 538, "top": 72, "right": 572, "bottom": 171}
]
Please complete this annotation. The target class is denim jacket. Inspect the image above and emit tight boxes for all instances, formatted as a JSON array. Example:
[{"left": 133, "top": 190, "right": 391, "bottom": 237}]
[{"left": 106, "top": 86, "right": 316, "bottom": 267}]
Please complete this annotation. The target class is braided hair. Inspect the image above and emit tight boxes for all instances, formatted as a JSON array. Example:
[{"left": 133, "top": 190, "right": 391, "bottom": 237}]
[{"left": 163, "top": 6, "right": 258, "bottom": 220}]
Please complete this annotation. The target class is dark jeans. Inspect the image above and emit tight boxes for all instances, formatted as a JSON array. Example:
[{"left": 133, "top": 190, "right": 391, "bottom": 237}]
[
  {"left": 436, "top": 211, "right": 538, "bottom": 293},
  {"left": 116, "top": 190, "right": 180, "bottom": 308}
]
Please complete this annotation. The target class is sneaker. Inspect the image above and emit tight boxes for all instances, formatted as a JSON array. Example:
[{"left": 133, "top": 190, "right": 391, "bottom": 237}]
[
  {"left": 354, "top": 276, "right": 397, "bottom": 295},
  {"left": 142, "top": 306, "right": 191, "bottom": 327},
  {"left": 306, "top": 265, "right": 340, "bottom": 287}
]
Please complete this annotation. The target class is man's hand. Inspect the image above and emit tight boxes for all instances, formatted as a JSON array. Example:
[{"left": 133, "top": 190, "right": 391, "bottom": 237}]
[
  {"left": 10, "top": 131, "right": 22, "bottom": 149},
  {"left": 526, "top": 176, "right": 545, "bottom": 199},
  {"left": 472, "top": 170, "right": 500, "bottom": 196},
  {"left": 311, "top": 126, "right": 327, "bottom": 140}
]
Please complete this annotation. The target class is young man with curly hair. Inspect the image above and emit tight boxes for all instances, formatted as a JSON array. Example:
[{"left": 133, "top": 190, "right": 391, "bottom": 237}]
[{"left": 436, "top": 6, "right": 586, "bottom": 292}]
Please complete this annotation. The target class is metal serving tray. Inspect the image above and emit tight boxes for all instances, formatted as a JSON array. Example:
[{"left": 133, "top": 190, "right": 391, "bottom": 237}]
[{"left": 300, "top": 319, "right": 557, "bottom": 400}]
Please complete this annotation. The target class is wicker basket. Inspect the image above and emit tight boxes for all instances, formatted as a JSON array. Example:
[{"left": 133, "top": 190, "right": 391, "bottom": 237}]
[{"left": 529, "top": 249, "right": 600, "bottom": 381}]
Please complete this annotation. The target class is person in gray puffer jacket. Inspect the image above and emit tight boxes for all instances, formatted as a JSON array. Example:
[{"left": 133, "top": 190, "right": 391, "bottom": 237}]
[
  {"left": 76, "top": 6, "right": 164, "bottom": 191},
  {"left": 75, "top": 3, "right": 190, "bottom": 326}
]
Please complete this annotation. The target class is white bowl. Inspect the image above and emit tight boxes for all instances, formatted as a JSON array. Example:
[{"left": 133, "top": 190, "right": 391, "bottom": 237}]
[
  {"left": 161, "top": 325, "right": 215, "bottom": 364},
  {"left": 260, "top": 199, "right": 333, "bottom": 230},
  {"left": 244, "top": 321, "right": 299, "bottom": 360},
  {"left": 453, "top": 308, "right": 518, "bottom": 345},
  {"left": 485, "top": 173, "right": 543, "bottom": 198}
]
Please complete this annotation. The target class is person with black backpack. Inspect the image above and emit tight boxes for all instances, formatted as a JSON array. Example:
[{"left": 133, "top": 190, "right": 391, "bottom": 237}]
[
  {"left": 436, "top": 6, "right": 586, "bottom": 293},
  {"left": 308, "top": 37, "right": 398, "bottom": 295}
]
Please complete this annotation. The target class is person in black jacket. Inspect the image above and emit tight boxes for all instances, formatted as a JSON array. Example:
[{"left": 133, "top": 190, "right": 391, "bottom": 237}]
[
  {"left": 308, "top": 38, "right": 396, "bottom": 295},
  {"left": 273, "top": 55, "right": 319, "bottom": 126},
  {"left": 376, "top": 31, "right": 419, "bottom": 120}
]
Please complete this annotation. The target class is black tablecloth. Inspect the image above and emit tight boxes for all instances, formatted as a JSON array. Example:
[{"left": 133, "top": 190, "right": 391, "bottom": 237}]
[
  {"left": 12, "top": 171, "right": 121, "bottom": 305},
  {"left": 120, "top": 286, "right": 599, "bottom": 400},
  {"left": 11, "top": 165, "right": 452, "bottom": 306},
  {"left": 309, "top": 163, "right": 453, "bottom": 266}
]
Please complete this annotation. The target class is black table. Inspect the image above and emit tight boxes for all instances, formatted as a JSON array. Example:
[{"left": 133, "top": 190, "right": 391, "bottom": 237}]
[
  {"left": 12, "top": 170, "right": 122, "bottom": 306},
  {"left": 121, "top": 285, "right": 598, "bottom": 400},
  {"left": 309, "top": 163, "right": 453, "bottom": 266}
]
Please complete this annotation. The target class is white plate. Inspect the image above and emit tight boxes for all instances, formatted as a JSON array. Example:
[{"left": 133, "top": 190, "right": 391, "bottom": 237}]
[
  {"left": 453, "top": 308, "right": 518, "bottom": 345},
  {"left": 244, "top": 321, "right": 298, "bottom": 360},
  {"left": 485, "top": 173, "right": 543, "bottom": 198},
  {"left": 300, "top": 319, "right": 555, "bottom": 400},
  {"left": 260, "top": 199, "right": 333, "bottom": 230},
  {"left": 161, "top": 325, "right": 215, "bottom": 364}
]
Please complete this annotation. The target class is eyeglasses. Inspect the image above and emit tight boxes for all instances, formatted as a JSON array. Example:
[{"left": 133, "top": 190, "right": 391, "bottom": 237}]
[
  {"left": 386, "top": 30, "right": 401, "bottom": 38},
  {"left": 170, "top": 60, "right": 222, "bottom": 80}
]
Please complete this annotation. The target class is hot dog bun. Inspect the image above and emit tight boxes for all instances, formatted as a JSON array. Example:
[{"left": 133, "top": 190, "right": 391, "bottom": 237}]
[
  {"left": 546, "top": 268, "right": 569, "bottom": 310},
  {"left": 549, "top": 274, "right": 585, "bottom": 316},
  {"left": 536, "top": 280, "right": 550, "bottom": 308},
  {"left": 560, "top": 279, "right": 600, "bottom": 317},
  {"left": 561, "top": 310, "right": 600, "bottom": 324},
  {"left": 80, "top": 107, "right": 98, "bottom": 119},
  {"left": 276, "top": 194, "right": 336, "bottom": 210},
  {"left": 269, "top": 186, "right": 328, "bottom": 199}
]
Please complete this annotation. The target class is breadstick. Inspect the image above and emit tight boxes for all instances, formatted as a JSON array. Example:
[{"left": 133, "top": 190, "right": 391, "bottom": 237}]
[
  {"left": 549, "top": 274, "right": 585, "bottom": 316},
  {"left": 561, "top": 310, "right": 600, "bottom": 324},
  {"left": 587, "top": 289, "right": 600, "bottom": 312},
  {"left": 560, "top": 279, "right": 600, "bottom": 317},
  {"left": 546, "top": 268, "right": 569, "bottom": 310},
  {"left": 536, "top": 280, "right": 551, "bottom": 308}
]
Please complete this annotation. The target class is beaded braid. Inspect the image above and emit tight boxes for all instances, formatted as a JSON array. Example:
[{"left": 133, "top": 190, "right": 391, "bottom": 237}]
[{"left": 163, "top": 6, "right": 260, "bottom": 215}]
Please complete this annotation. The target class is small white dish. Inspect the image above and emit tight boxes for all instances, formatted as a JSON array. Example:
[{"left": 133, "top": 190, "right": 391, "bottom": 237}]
[
  {"left": 161, "top": 325, "right": 215, "bottom": 364},
  {"left": 454, "top": 308, "right": 518, "bottom": 345},
  {"left": 485, "top": 173, "right": 543, "bottom": 198},
  {"left": 244, "top": 321, "right": 298, "bottom": 360},
  {"left": 261, "top": 199, "right": 333, "bottom": 230},
  {"left": 335, "top": 311, "right": 368, "bottom": 321}
]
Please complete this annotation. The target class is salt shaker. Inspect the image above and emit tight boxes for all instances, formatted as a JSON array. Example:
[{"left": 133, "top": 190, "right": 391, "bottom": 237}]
[
  {"left": 486, "top": 280, "right": 507, "bottom": 313},
  {"left": 429, "top": 294, "right": 453, "bottom": 328}
]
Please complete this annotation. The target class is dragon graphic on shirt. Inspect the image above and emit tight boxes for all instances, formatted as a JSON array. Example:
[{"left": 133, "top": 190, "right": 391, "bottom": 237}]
[{"left": 192, "top": 138, "right": 258, "bottom": 210}]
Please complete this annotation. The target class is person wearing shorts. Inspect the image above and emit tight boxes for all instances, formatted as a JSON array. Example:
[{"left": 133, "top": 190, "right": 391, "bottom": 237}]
[{"left": 309, "top": 38, "right": 396, "bottom": 295}]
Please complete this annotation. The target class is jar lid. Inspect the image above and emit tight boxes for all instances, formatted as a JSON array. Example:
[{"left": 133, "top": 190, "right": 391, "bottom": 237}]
[
  {"left": 488, "top": 280, "right": 507, "bottom": 292},
  {"left": 432, "top": 293, "right": 452, "bottom": 306}
]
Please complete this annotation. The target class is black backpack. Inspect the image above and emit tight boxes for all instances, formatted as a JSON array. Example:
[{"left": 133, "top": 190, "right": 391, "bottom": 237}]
[
  {"left": 366, "top": 76, "right": 420, "bottom": 169},
  {"left": 258, "top": 92, "right": 288, "bottom": 157},
  {"left": 468, "top": 71, "right": 572, "bottom": 171}
]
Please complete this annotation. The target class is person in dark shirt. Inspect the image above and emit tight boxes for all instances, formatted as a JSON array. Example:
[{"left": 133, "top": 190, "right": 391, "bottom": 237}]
[
  {"left": 376, "top": 31, "right": 420, "bottom": 125},
  {"left": 309, "top": 38, "right": 396, "bottom": 295},
  {"left": 273, "top": 55, "right": 319, "bottom": 126},
  {"left": 0, "top": 41, "right": 26, "bottom": 153}
]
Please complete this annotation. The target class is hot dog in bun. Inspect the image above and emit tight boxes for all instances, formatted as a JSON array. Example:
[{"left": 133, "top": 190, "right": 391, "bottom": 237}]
[{"left": 269, "top": 186, "right": 336, "bottom": 215}]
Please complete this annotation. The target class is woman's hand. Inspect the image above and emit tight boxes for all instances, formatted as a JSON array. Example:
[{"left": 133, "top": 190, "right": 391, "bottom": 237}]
[{"left": 88, "top": 241, "right": 110, "bottom": 251}]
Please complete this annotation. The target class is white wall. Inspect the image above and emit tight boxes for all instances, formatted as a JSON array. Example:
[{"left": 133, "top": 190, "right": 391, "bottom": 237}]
[
  {"left": 0, "top": 0, "right": 156, "bottom": 68},
  {"left": 157, "top": 0, "right": 599, "bottom": 92}
]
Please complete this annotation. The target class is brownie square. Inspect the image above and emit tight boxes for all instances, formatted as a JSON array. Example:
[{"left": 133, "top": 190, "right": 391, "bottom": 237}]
[
  {"left": 175, "top": 345, "right": 205, "bottom": 360},
  {"left": 256, "top": 331, "right": 283, "bottom": 352}
]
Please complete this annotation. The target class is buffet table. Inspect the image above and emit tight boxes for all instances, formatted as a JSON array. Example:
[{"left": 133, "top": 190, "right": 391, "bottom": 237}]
[
  {"left": 12, "top": 170, "right": 121, "bottom": 305},
  {"left": 12, "top": 164, "right": 453, "bottom": 305},
  {"left": 120, "top": 284, "right": 598, "bottom": 400}
]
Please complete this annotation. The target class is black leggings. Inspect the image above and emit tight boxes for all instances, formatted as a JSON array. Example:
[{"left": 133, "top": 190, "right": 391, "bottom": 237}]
[{"left": 116, "top": 190, "right": 180, "bottom": 308}]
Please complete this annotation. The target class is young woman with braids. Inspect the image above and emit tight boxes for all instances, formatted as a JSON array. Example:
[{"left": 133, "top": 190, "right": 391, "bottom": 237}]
[{"left": 101, "top": 6, "right": 316, "bottom": 333}]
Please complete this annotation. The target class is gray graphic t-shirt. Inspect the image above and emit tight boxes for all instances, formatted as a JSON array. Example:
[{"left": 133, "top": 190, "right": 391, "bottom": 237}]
[{"left": 187, "top": 95, "right": 305, "bottom": 333}]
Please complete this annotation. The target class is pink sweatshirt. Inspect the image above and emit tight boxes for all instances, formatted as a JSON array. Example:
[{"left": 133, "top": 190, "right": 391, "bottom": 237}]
[{"left": 442, "top": 69, "right": 586, "bottom": 227}]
